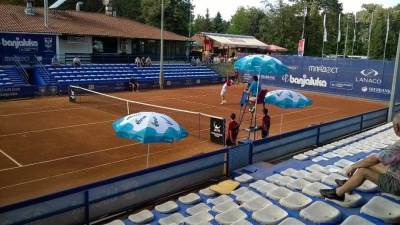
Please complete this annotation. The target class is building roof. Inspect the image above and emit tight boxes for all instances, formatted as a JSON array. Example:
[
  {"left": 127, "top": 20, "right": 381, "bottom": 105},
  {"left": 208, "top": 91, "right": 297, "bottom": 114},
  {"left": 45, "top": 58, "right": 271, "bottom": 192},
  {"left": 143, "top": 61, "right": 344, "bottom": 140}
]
[
  {"left": 198, "top": 32, "right": 268, "bottom": 49},
  {"left": 0, "top": 4, "right": 188, "bottom": 41}
]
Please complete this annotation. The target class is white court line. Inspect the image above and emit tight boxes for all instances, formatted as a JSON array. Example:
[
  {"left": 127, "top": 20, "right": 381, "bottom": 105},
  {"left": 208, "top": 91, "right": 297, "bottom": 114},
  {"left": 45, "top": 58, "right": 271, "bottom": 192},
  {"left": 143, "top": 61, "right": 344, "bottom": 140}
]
[
  {"left": 0, "top": 120, "right": 115, "bottom": 138},
  {"left": 0, "top": 149, "right": 23, "bottom": 167},
  {"left": 0, "top": 142, "right": 139, "bottom": 172},
  {"left": 0, "top": 107, "right": 83, "bottom": 117},
  {"left": 0, "top": 140, "right": 209, "bottom": 190}
]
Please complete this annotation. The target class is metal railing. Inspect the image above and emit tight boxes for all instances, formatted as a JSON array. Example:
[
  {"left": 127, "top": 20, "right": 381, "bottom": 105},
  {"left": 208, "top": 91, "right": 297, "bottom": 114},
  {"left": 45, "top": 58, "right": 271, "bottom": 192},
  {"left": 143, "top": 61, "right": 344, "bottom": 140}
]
[{"left": 14, "top": 59, "right": 29, "bottom": 84}]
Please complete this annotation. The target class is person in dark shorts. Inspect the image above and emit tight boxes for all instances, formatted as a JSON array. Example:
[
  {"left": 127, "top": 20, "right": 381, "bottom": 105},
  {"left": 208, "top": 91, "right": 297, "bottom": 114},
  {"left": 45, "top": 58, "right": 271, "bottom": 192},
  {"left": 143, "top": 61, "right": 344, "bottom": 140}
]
[
  {"left": 226, "top": 113, "right": 239, "bottom": 146},
  {"left": 320, "top": 113, "right": 400, "bottom": 201},
  {"left": 261, "top": 108, "right": 271, "bottom": 138},
  {"left": 129, "top": 77, "right": 139, "bottom": 92}
]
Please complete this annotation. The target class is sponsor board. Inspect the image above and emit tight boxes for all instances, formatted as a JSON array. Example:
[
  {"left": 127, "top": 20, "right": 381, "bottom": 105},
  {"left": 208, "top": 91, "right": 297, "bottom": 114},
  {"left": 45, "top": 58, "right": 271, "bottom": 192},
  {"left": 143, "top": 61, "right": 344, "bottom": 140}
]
[
  {"left": 330, "top": 81, "right": 353, "bottom": 90},
  {"left": 361, "top": 86, "right": 390, "bottom": 95},
  {"left": 210, "top": 117, "right": 225, "bottom": 145},
  {"left": 308, "top": 65, "right": 338, "bottom": 74},
  {"left": 282, "top": 74, "right": 327, "bottom": 88},
  {"left": 356, "top": 68, "right": 382, "bottom": 84}
]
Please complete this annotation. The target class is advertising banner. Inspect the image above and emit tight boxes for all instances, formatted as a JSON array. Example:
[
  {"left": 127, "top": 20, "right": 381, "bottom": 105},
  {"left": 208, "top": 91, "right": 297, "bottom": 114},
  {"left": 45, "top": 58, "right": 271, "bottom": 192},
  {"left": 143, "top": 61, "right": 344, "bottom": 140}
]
[
  {"left": 210, "top": 117, "right": 225, "bottom": 145},
  {"left": 297, "top": 39, "right": 305, "bottom": 56},
  {"left": 260, "top": 55, "right": 396, "bottom": 101},
  {"left": 0, "top": 32, "right": 56, "bottom": 64}
]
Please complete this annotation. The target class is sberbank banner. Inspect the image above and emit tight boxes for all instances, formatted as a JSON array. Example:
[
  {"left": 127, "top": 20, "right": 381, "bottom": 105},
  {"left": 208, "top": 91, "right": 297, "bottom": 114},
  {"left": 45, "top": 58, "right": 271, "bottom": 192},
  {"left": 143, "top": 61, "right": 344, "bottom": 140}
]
[
  {"left": 0, "top": 32, "right": 56, "bottom": 64},
  {"left": 257, "top": 55, "right": 396, "bottom": 101}
]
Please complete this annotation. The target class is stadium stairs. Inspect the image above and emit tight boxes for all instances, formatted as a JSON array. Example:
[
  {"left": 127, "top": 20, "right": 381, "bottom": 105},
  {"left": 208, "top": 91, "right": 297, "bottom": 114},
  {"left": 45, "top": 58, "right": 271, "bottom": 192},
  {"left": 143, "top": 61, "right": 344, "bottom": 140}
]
[
  {"left": 106, "top": 123, "right": 400, "bottom": 225},
  {"left": 0, "top": 66, "right": 29, "bottom": 88}
]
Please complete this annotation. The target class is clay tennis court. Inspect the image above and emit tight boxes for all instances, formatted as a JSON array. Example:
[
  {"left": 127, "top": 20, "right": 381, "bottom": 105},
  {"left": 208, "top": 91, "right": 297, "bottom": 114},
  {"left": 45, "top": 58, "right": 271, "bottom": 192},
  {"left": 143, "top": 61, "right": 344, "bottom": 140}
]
[{"left": 0, "top": 84, "right": 386, "bottom": 206}]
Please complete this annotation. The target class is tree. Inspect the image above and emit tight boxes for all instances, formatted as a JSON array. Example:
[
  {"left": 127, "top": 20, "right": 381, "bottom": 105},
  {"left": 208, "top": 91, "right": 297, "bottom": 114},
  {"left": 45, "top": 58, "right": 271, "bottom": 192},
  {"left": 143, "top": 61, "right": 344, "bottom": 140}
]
[
  {"left": 113, "top": 0, "right": 143, "bottom": 21},
  {"left": 212, "top": 12, "right": 228, "bottom": 33},
  {"left": 228, "top": 7, "right": 266, "bottom": 38}
]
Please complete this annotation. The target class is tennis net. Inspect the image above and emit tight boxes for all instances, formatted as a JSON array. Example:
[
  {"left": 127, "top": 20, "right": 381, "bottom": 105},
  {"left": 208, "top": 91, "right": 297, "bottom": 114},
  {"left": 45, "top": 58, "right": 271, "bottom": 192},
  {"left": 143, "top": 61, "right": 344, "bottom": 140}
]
[{"left": 68, "top": 85, "right": 225, "bottom": 143}]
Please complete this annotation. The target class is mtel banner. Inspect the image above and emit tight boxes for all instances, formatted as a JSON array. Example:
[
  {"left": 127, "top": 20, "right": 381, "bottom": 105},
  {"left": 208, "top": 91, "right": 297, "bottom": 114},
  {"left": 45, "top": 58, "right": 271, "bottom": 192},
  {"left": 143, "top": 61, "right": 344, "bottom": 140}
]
[
  {"left": 0, "top": 32, "right": 56, "bottom": 64},
  {"left": 259, "top": 55, "right": 396, "bottom": 101}
]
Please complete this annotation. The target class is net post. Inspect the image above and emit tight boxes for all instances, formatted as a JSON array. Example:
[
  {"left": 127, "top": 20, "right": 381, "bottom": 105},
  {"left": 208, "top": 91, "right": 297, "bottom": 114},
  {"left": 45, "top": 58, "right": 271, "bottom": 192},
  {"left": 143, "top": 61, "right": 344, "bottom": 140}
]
[
  {"left": 126, "top": 101, "right": 130, "bottom": 115},
  {"left": 198, "top": 112, "right": 201, "bottom": 139}
]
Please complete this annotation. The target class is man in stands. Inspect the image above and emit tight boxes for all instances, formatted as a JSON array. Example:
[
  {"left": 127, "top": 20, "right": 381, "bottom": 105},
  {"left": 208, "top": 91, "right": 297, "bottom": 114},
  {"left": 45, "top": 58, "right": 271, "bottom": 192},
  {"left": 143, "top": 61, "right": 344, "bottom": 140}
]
[
  {"left": 129, "top": 77, "right": 139, "bottom": 92},
  {"left": 145, "top": 56, "right": 152, "bottom": 66},
  {"left": 321, "top": 113, "right": 400, "bottom": 201},
  {"left": 72, "top": 56, "right": 81, "bottom": 67},
  {"left": 135, "top": 57, "right": 141, "bottom": 67},
  {"left": 226, "top": 113, "right": 239, "bottom": 146},
  {"left": 51, "top": 55, "right": 60, "bottom": 67}
]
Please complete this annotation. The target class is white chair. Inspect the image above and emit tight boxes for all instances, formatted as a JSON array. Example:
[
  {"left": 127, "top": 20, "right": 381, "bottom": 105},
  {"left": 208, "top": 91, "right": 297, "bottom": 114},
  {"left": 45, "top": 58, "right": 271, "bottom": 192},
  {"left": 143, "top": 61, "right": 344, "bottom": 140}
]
[
  {"left": 106, "top": 220, "right": 125, "bottom": 225},
  {"left": 128, "top": 209, "right": 154, "bottom": 224},
  {"left": 267, "top": 187, "right": 292, "bottom": 201},
  {"left": 215, "top": 208, "right": 247, "bottom": 225},
  {"left": 232, "top": 187, "right": 250, "bottom": 197},
  {"left": 158, "top": 213, "right": 185, "bottom": 225},
  {"left": 356, "top": 180, "right": 378, "bottom": 192},
  {"left": 186, "top": 203, "right": 210, "bottom": 216},
  {"left": 293, "top": 154, "right": 309, "bottom": 161},
  {"left": 292, "top": 170, "right": 310, "bottom": 179},
  {"left": 287, "top": 178, "right": 311, "bottom": 191},
  {"left": 334, "top": 159, "right": 354, "bottom": 168},
  {"left": 305, "top": 164, "right": 325, "bottom": 173},
  {"left": 302, "top": 182, "right": 330, "bottom": 197},
  {"left": 278, "top": 217, "right": 305, "bottom": 225},
  {"left": 304, "top": 150, "right": 319, "bottom": 157},
  {"left": 300, "top": 201, "right": 341, "bottom": 224},
  {"left": 322, "top": 173, "right": 347, "bottom": 186},
  {"left": 207, "top": 195, "right": 233, "bottom": 205},
  {"left": 241, "top": 196, "right": 272, "bottom": 212},
  {"left": 249, "top": 180, "right": 270, "bottom": 190},
  {"left": 381, "top": 193, "right": 400, "bottom": 201},
  {"left": 279, "top": 192, "right": 312, "bottom": 210},
  {"left": 183, "top": 211, "right": 213, "bottom": 225},
  {"left": 360, "top": 196, "right": 400, "bottom": 224},
  {"left": 312, "top": 156, "right": 328, "bottom": 162},
  {"left": 155, "top": 201, "right": 179, "bottom": 213},
  {"left": 305, "top": 171, "right": 327, "bottom": 182},
  {"left": 235, "top": 174, "right": 254, "bottom": 183},
  {"left": 236, "top": 191, "right": 262, "bottom": 204},
  {"left": 265, "top": 174, "right": 284, "bottom": 184},
  {"left": 340, "top": 215, "right": 374, "bottom": 225},
  {"left": 327, "top": 192, "right": 363, "bottom": 208},
  {"left": 280, "top": 168, "right": 298, "bottom": 177},
  {"left": 252, "top": 204, "right": 288, "bottom": 225},
  {"left": 276, "top": 176, "right": 296, "bottom": 186},
  {"left": 322, "top": 152, "right": 340, "bottom": 159},
  {"left": 254, "top": 182, "right": 278, "bottom": 195},
  {"left": 231, "top": 219, "right": 252, "bottom": 225},
  {"left": 212, "top": 200, "right": 240, "bottom": 213},
  {"left": 178, "top": 193, "right": 200, "bottom": 205},
  {"left": 199, "top": 188, "right": 216, "bottom": 197}
]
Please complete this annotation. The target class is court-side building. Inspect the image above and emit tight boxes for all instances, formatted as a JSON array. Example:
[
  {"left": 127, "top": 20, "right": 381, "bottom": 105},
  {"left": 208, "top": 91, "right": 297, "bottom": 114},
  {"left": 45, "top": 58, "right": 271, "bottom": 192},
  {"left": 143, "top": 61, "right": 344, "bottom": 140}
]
[{"left": 0, "top": 4, "right": 188, "bottom": 64}]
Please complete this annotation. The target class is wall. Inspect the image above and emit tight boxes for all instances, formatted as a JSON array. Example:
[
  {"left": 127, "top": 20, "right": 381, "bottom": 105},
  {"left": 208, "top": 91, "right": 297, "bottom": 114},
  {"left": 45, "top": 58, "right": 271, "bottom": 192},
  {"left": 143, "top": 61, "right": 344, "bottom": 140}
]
[
  {"left": 58, "top": 35, "right": 93, "bottom": 55},
  {"left": 254, "top": 55, "right": 397, "bottom": 101}
]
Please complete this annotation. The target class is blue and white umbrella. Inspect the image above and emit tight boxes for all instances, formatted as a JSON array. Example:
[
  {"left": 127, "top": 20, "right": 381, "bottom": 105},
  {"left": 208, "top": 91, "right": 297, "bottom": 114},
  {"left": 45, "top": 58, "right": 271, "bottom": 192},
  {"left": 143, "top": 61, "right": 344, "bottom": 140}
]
[
  {"left": 234, "top": 54, "right": 289, "bottom": 75},
  {"left": 264, "top": 89, "right": 312, "bottom": 133},
  {"left": 264, "top": 90, "right": 312, "bottom": 109},
  {"left": 112, "top": 112, "right": 188, "bottom": 167}
]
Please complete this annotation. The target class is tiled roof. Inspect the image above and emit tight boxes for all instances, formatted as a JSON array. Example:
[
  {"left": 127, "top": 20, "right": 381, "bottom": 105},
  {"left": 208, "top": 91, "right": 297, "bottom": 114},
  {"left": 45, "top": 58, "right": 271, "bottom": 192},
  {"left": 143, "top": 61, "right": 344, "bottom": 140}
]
[{"left": 0, "top": 4, "right": 188, "bottom": 41}]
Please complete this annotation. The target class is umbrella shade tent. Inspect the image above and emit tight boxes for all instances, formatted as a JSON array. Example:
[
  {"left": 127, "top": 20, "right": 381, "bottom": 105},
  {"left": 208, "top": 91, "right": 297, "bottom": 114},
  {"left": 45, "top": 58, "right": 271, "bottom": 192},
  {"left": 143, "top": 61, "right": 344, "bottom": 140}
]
[
  {"left": 264, "top": 90, "right": 312, "bottom": 133},
  {"left": 233, "top": 54, "right": 289, "bottom": 75},
  {"left": 112, "top": 112, "right": 189, "bottom": 167},
  {"left": 264, "top": 90, "right": 312, "bottom": 109}
]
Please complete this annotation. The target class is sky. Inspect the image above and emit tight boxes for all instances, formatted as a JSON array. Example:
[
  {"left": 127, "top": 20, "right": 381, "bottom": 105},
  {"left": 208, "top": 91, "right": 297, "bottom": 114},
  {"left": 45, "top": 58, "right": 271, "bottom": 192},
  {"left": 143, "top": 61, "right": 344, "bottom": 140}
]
[{"left": 192, "top": 0, "right": 399, "bottom": 20}]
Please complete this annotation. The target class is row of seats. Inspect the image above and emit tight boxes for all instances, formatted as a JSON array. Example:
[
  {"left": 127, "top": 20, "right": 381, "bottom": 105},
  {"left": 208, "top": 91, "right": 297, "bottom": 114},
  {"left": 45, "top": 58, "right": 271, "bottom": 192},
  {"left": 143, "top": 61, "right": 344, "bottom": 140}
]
[
  {"left": 106, "top": 123, "right": 400, "bottom": 225},
  {"left": 0, "top": 67, "right": 28, "bottom": 87},
  {"left": 42, "top": 64, "right": 220, "bottom": 86}
]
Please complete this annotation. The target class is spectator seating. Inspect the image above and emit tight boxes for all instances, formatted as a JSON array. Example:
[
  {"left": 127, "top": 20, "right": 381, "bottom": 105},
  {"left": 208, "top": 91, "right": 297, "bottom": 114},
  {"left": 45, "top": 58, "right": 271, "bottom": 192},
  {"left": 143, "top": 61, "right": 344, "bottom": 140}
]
[
  {"left": 41, "top": 64, "right": 220, "bottom": 86},
  {"left": 105, "top": 123, "right": 400, "bottom": 225},
  {"left": 0, "top": 67, "right": 29, "bottom": 87}
]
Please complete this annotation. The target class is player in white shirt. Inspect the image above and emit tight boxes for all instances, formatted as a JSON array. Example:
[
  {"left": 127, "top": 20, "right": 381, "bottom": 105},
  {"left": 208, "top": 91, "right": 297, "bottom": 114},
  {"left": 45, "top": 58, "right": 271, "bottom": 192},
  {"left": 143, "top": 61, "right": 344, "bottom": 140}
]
[{"left": 220, "top": 79, "right": 233, "bottom": 104}]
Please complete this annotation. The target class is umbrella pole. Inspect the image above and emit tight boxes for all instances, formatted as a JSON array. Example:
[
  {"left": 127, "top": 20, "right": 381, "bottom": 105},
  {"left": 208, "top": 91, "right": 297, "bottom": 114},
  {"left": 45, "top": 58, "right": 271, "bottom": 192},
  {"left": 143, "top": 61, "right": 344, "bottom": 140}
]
[
  {"left": 280, "top": 114, "right": 283, "bottom": 134},
  {"left": 146, "top": 144, "right": 150, "bottom": 168}
]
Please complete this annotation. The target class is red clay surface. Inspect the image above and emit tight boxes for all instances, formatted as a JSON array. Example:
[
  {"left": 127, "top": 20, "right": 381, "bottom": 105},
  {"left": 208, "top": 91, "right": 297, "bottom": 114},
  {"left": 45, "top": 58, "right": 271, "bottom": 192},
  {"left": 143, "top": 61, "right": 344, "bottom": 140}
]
[{"left": 0, "top": 84, "right": 386, "bottom": 206}]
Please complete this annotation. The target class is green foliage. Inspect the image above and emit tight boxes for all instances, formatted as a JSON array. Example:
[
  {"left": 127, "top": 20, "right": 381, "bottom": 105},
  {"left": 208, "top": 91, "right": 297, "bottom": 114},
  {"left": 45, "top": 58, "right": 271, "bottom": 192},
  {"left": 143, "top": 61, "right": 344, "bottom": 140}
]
[
  {"left": 228, "top": 7, "right": 266, "bottom": 37},
  {"left": 192, "top": 9, "right": 228, "bottom": 34}
]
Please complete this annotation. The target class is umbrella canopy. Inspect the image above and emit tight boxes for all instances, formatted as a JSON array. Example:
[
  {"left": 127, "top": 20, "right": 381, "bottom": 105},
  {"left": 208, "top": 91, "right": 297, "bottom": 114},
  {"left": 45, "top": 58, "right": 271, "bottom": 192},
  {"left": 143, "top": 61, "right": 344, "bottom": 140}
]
[
  {"left": 234, "top": 54, "right": 289, "bottom": 75},
  {"left": 264, "top": 89, "right": 312, "bottom": 109},
  {"left": 112, "top": 112, "right": 188, "bottom": 144}
]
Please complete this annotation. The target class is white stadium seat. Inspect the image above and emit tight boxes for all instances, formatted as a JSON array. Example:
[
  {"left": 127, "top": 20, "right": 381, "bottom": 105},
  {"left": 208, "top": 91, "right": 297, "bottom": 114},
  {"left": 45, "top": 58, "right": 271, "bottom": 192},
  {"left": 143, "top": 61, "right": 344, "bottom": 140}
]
[
  {"left": 158, "top": 212, "right": 185, "bottom": 225},
  {"left": 300, "top": 201, "right": 341, "bottom": 224},
  {"left": 252, "top": 204, "right": 288, "bottom": 225},
  {"left": 212, "top": 200, "right": 240, "bottom": 213},
  {"left": 302, "top": 182, "right": 330, "bottom": 197},
  {"left": 183, "top": 211, "right": 213, "bottom": 225},
  {"left": 241, "top": 196, "right": 272, "bottom": 212},
  {"left": 267, "top": 187, "right": 293, "bottom": 201},
  {"left": 215, "top": 208, "right": 247, "bottom": 225},
  {"left": 340, "top": 215, "right": 374, "bottom": 225},
  {"left": 128, "top": 209, "right": 154, "bottom": 224},
  {"left": 278, "top": 217, "right": 305, "bottom": 225},
  {"left": 186, "top": 203, "right": 210, "bottom": 216},
  {"left": 360, "top": 196, "right": 400, "bottom": 224},
  {"left": 155, "top": 201, "right": 179, "bottom": 214},
  {"left": 235, "top": 174, "right": 254, "bottom": 183},
  {"left": 279, "top": 192, "right": 312, "bottom": 210},
  {"left": 178, "top": 193, "right": 200, "bottom": 205}
]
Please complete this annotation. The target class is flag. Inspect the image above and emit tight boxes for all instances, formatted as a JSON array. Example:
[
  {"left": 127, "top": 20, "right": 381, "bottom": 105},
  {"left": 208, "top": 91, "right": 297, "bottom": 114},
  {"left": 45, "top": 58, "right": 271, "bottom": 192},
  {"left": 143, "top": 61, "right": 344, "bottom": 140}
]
[
  {"left": 385, "top": 14, "right": 390, "bottom": 48},
  {"left": 323, "top": 14, "right": 327, "bottom": 42},
  {"left": 353, "top": 13, "right": 357, "bottom": 43},
  {"left": 337, "top": 13, "right": 341, "bottom": 43}
]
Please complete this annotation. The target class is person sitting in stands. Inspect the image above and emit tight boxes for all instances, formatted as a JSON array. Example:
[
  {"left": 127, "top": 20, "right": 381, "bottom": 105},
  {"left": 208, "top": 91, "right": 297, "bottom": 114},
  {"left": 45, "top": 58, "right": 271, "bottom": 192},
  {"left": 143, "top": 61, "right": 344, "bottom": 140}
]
[
  {"left": 129, "top": 77, "right": 139, "bottom": 92},
  {"left": 320, "top": 113, "right": 400, "bottom": 201},
  {"left": 135, "top": 57, "right": 141, "bottom": 67},
  {"left": 72, "top": 56, "right": 81, "bottom": 67},
  {"left": 145, "top": 56, "right": 152, "bottom": 66},
  {"left": 196, "top": 57, "right": 201, "bottom": 66},
  {"left": 141, "top": 57, "right": 146, "bottom": 67},
  {"left": 51, "top": 55, "right": 60, "bottom": 66},
  {"left": 191, "top": 56, "right": 196, "bottom": 66}
]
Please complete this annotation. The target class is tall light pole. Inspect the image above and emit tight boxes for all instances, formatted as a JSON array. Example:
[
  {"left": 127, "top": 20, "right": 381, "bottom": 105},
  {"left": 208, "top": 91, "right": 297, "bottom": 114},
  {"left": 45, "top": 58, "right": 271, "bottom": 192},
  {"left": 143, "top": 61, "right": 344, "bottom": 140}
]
[
  {"left": 159, "top": 0, "right": 165, "bottom": 89},
  {"left": 388, "top": 29, "right": 400, "bottom": 122},
  {"left": 44, "top": 0, "right": 48, "bottom": 28},
  {"left": 187, "top": 0, "right": 192, "bottom": 62},
  {"left": 367, "top": 12, "right": 374, "bottom": 58}
]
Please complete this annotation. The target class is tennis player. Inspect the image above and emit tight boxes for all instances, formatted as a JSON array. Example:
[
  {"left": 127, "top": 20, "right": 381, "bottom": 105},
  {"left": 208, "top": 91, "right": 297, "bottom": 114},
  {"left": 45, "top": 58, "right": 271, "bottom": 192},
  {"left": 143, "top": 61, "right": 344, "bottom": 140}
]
[{"left": 220, "top": 79, "right": 233, "bottom": 104}]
